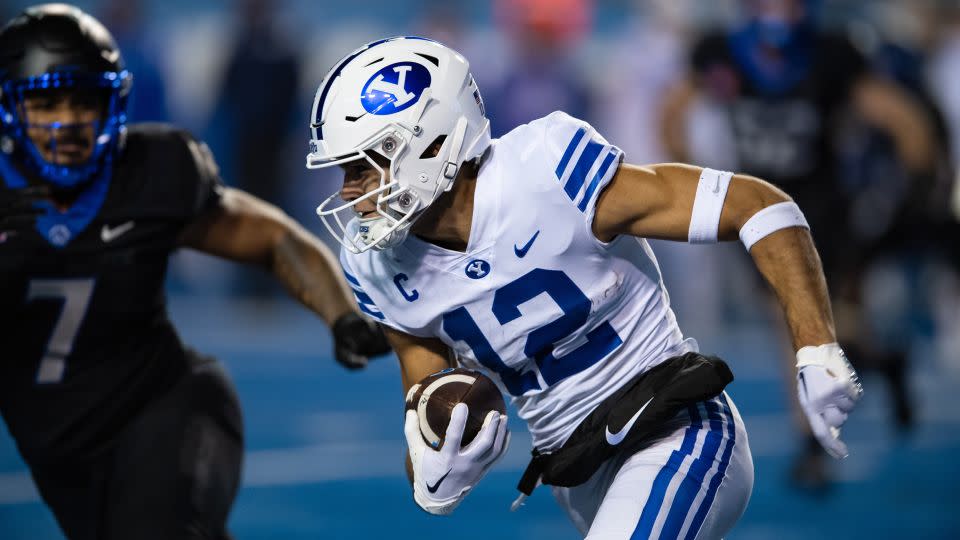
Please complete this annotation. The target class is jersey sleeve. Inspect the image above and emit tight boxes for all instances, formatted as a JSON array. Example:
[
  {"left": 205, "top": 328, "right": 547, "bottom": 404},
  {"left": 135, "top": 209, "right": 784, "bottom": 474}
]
[
  {"left": 119, "top": 124, "right": 224, "bottom": 224},
  {"left": 338, "top": 247, "right": 398, "bottom": 329},
  {"left": 532, "top": 111, "right": 624, "bottom": 236},
  {"left": 176, "top": 131, "right": 224, "bottom": 221}
]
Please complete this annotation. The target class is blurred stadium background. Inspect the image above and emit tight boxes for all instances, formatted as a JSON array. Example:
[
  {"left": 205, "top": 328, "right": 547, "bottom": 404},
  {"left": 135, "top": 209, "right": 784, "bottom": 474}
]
[{"left": 2, "top": 0, "right": 959, "bottom": 538}]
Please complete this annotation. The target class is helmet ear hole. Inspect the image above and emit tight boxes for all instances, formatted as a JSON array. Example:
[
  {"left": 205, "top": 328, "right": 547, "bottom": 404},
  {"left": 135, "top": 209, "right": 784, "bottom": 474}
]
[{"left": 418, "top": 134, "right": 447, "bottom": 159}]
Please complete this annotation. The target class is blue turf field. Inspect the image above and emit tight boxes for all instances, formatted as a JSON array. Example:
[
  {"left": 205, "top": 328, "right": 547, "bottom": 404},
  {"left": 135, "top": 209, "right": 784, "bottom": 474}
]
[{"left": 1, "top": 294, "right": 959, "bottom": 539}]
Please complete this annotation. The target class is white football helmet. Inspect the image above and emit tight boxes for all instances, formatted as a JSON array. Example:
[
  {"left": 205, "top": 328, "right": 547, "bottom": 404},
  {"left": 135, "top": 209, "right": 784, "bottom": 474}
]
[{"left": 307, "top": 37, "right": 491, "bottom": 253}]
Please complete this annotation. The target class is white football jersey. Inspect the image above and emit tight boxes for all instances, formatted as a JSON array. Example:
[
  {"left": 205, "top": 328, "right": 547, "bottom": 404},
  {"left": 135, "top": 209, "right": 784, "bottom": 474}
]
[{"left": 341, "top": 111, "right": 697, "bottom": 451}]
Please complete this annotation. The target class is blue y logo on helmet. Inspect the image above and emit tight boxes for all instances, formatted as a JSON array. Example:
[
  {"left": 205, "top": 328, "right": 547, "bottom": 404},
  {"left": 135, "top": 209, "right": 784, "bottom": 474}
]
[{"left": 361, "top": 62, "right": 431, "bottom": 115}]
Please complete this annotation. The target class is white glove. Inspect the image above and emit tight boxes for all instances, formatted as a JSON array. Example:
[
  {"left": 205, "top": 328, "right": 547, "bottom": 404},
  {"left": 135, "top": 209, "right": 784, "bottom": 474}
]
[
  {"left": 796, "top": 343, "right": 864, "bottom": 459},
  {"left": 404, "top": 403, "right": 509, "bottom": 515}
]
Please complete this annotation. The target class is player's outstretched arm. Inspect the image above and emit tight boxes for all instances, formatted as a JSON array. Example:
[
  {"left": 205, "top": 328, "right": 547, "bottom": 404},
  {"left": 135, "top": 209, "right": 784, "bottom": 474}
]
[
  {"left": 385, "top": 328, "right": 508, "bottom": 515},
  {"left": 594, "top": 163, "right": 863, "bottom": 457},
  {"left": 178, "top": 187, "right": 390, "bottom": 367}
]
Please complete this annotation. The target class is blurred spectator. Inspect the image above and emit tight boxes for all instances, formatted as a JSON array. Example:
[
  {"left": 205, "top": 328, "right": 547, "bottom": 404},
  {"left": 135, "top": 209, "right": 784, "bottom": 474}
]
[
  {"left": 930, "top": 5, "right": 960, "bottom": 168},
  {"left": 856, "top": 0, "right": 955, "bottom": 246},
  {"left": 660, "top": 0, "right": 940, "bottom": 490},
  {"left": 484, "top": 0, "right": 592, "bottom": 136},
  {"left": 99, "top": 0, "right": 170, "bottom": 122},
  {"left": 835, "top": 0, "right": 956, "bottom": 399},
  {"left": 928, "top": 0, "right": 960, "bottom": 254},
  {"left": 211, "top": 0, "right": 301, "bottom": 296},
  {"left": 595, "top": 0, "right": 744, "bottom": 341},
  {"left": 213, "top": 0, "right": 299, "bottom": 207},
  {"left": 596, "top": 0, "right": 691, "bottom": 164},
  {"left": 414, "top": 0, "right": 469, "bottom": 50}
]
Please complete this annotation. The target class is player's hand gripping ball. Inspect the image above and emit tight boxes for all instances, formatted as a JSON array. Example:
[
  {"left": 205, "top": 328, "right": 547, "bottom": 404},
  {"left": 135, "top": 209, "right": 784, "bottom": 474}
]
[
  {"left": 404, "top": 367, "right": 509, "bottom": 515},
  {"left": 405, "top": 367, "right": 506, "bottom": 449}
]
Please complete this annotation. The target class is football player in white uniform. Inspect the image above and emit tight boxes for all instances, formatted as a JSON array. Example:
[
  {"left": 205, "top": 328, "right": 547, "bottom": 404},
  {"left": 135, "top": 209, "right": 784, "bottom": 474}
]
[{"left": 305, "top": 37, "right": 863, "bottom": 539}]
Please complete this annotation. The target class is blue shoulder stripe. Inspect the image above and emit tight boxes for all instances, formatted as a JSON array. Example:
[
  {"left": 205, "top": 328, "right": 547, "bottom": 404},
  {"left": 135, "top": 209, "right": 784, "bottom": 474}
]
[
  {"left": 356, "top": 301, "right": 385, "bottom": 320},
  {"left": 351, "top": 288, "right": 385, "bottom": 320},
  {"left": 343, "top": 271, "right": 361, "bottom": 286},
  {"left": 555, "top": 127, "right": 587, "bottom": 178},
  {"left": 341, "top": 270, "right": 385, "bottom": 320},
  {"left": 564, "top": 139, "right": 604, "bottom": 201},
  {"left": 577, "top": 149, "right": 619, "bottom": 212}
]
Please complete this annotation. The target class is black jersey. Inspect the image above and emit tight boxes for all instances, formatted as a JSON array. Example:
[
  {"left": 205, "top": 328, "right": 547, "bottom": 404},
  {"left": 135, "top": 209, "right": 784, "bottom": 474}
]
[
  {"left": 691, "top": 30, "right": 867, "bottom": 194},
  {"left": 0, "top": 123, "right": 222, "bottom": 465}
]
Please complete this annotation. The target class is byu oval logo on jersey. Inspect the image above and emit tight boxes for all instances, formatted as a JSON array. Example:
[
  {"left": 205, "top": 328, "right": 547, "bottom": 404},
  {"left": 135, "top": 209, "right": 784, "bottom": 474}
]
[
  {"left": 465, "top": 259, "right": 491, "bottom": 279},
  {"left": 361, "top": 62, "right": 431, "bottom": 115}
]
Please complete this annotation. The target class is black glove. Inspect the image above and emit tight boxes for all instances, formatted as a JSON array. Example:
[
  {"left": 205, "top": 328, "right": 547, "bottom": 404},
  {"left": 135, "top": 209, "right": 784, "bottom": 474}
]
[
  {"left": 0, "top": 185, "right": 48, "bottom": 230},
  {"left": 332, "top": 311, "right": 392, "bottom": 370}
]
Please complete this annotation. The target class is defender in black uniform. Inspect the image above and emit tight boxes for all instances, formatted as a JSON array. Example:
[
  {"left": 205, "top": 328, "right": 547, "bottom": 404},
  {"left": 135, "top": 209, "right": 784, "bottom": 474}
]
[
  {"left": 0, "top": 5, "right": 389, "bottom": 539},
  {"left": 660, "top": 0, "right": 938, "bottom": 488}
]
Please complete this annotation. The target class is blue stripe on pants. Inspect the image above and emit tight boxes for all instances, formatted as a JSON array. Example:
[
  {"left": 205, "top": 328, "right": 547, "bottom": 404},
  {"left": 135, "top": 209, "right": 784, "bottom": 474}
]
[
  {"left": 632, "top": 406, "right": 703, "bottom": 539},
  {"left": 659, "top": 400, "right": 727, "bottom": 539},
  {"left": 684, "top": 395, "right": 737, "bottom": 540},
  {"left": 659, "top": 400, "right": 723, "bottom": 539}
]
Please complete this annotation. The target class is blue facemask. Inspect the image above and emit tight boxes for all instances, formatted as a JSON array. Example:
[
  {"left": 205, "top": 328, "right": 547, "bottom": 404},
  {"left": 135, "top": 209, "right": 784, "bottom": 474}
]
[{"left": 0, "top": 70, "right": 132, "bottom": 189}]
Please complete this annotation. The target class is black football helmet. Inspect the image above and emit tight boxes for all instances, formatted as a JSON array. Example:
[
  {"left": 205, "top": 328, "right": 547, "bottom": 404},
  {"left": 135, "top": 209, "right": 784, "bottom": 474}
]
[{"left": 0, "top": 3, "right": 132, "bottom": 188}]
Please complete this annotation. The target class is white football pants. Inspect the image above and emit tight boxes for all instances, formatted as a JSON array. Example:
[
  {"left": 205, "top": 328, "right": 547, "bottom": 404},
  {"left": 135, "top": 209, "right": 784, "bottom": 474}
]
[{"left": 552, "top": 392, "right": 754, "bottom": 540}]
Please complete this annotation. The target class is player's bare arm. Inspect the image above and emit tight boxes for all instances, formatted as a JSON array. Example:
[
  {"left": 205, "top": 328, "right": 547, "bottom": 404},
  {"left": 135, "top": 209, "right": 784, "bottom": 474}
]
[
  {"left": 178, "top": 187, "right": 390, "bottom": 368},
  {"left": 594, "top": 163, "right": 834, "bottom": 349},
  {"left": 179, "top": 187, "right": 352, "bottom": 325},
  {"left": 595, "top": 163, "right": 861, "bottom": 457},
  {"left": 384, "top": 326, "right": 453, "bottom": 393}
]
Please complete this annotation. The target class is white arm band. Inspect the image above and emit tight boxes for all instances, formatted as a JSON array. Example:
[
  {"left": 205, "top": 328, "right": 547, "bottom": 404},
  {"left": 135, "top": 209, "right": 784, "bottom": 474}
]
[
  {"left": 739, "top": 201, "right": 809, "bottom": 251},
  {"left": 688, "top": 168, "right": 734, "bottom": 244}
]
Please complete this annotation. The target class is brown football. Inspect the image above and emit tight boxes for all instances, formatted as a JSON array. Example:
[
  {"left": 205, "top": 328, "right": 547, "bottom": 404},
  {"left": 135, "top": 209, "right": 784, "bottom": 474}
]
[{"left": 404, "top": 367, "right": 506, "bottom": 450}]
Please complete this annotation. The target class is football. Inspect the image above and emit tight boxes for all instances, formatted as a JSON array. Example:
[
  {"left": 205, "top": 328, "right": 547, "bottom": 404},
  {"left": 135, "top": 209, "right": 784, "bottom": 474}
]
[{"left": 405, "top": 367, "right": 506, "bottom": 450}]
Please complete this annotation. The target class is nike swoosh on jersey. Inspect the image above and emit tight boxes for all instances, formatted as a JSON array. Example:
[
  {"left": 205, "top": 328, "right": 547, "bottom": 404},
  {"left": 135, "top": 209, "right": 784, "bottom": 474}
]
[
  {"left": 426, "top": 468, "right": 452, "bottom": 494},
  {"left": 101, "top": 221, "right": 135, "bottom": 242},
  {"left": 605, "top": 396, "right": 655, "bottom": 446},
  {"left": 513, "top": 230, "right": 540, "bottom": 258}
]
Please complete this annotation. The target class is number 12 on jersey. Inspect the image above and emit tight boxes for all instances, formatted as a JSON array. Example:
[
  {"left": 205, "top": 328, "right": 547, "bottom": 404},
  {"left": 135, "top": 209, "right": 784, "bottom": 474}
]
[
  {"left": 442, "top": 269, "right": 623, "bottom": 396},
  {"left": 27, "top": 278, "right": 96, "bottom": 384}
]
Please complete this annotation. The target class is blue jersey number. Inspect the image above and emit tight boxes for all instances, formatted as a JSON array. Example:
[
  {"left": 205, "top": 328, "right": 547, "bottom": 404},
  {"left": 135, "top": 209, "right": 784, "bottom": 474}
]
[{"left": 442, "top": 269, "right": 622, "bottom": 396}]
